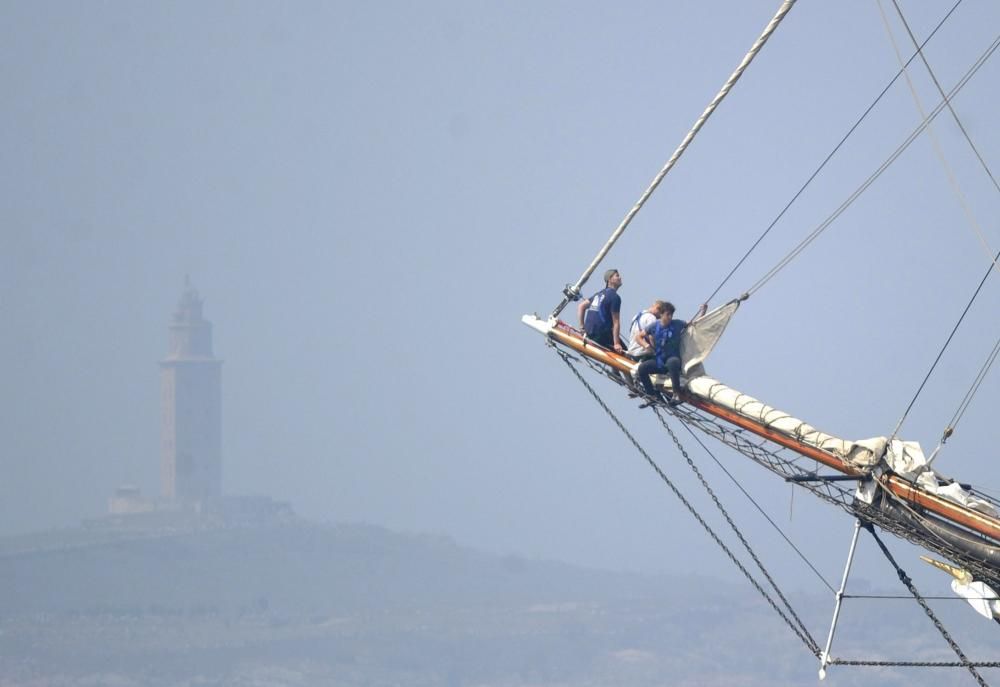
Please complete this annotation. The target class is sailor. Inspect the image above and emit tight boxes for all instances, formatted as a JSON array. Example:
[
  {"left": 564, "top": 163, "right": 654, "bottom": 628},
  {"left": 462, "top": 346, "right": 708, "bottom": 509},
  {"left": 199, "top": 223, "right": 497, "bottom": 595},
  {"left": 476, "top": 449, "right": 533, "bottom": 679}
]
[
  {"left": 634, "top": 301, "right": 705, "bottom": 406},
  {"left": 577, "top": 269, "right": 624, "bottom": 353},
  {"left": 626, "top": 300, "right": 667, "bottom": 361}
]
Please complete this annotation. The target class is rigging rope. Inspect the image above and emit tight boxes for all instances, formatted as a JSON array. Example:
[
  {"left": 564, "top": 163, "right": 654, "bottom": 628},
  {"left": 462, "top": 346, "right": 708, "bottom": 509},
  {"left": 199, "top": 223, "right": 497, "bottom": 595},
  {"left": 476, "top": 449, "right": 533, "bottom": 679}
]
[
  {"left": 831, "top": 659, "right": 1000, "bottom": 669},
  {"left": 890, "top": 0, "right": 1000, "bottom": 201},
  {"left": 652, "top": 406, "right": 819, "bottom": 644},
  {"left": 745, "top": 30, "right": 1000, "bottom": 298},
  {"left": 888, "top": 247, "right": 1000, "bottom": 444},
  {"left": 675, "top": 417, "right": 836, "bottom": 592},
  {"left": 613, "top": 356, "right": 1000, "bottom": 589},
  {"left": 567, "top": 351, "right": 835, "bottom": 593},
  {"left": 857, "top": 524, "right": 993, "bottom": 684},
  {"left": 846, "top": 594, "right": 997, "bottom": 601},
  {"left": 942, "top": 337, "right": 1000, "bottom": 444},
  {"left": 551, "top": 341, "right": 1000, "bottom": 672},
  {"left": 554, "top": 347, "right": 821, "bottom": 656},
  {"left": 550, "top": 0, "right": 798, "bottom": 319},
  {"left": 705, "top": 0, "right": 965, "bottom": 305},
  {"left": 878, "top": 0, "right": 1000, "bottom": 277},
  {"left": 927, "top": 334, "right": 1000, "bottom": 466}
]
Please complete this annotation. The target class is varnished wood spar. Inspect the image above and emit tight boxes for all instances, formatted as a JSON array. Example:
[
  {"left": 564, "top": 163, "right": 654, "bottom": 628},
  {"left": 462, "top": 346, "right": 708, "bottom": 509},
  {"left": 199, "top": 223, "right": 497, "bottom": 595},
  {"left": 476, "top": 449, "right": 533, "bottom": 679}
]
[
  {"left": 884, "top": 475, "right": 1000, "bottom": 545},
  {"left": 548, "top": 322, "right": 637, "bottom": 374},
  {"left": 688, "top": 394, "right": 1000, "bottom": 544},
  {"left": 682, "top": 394, "right": 863, "bottom": 476},
  {"left": 550, "top": 320, "right": 1000, "bottom": 545}
]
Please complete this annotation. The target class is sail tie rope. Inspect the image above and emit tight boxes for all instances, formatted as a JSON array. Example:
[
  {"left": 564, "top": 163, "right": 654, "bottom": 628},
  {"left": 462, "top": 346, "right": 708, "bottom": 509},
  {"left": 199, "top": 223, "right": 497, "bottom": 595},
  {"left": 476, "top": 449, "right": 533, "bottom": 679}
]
[
  {"left": 550, "top": 0, "right": 797, "bottom": 319},
  {"left": 555, "top": 347, "right": 821, "bottom": 656}
]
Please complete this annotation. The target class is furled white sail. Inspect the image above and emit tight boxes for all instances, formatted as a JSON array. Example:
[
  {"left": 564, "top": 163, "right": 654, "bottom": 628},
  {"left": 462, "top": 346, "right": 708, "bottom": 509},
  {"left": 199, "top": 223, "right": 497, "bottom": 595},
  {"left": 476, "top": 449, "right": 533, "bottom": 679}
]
[{"left": 681, "top": 376, "right": 997, "bottom": 518}]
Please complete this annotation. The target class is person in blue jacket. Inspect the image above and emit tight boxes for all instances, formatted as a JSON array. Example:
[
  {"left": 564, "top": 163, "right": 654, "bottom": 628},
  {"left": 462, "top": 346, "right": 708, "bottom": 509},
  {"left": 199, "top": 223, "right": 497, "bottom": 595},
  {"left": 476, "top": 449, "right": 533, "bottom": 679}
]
[
  {"left": 634, "top": 301, "right": 690, "bottom": 406},
  {"left": 577, "top": 269, "right": 624, "bottom": 353}
]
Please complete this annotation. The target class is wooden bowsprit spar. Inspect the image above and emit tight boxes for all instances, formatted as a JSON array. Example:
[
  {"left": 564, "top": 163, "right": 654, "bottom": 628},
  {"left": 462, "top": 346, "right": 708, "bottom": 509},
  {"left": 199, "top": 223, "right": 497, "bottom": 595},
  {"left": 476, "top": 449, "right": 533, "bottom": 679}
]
[{"left": 522, "top": 313, "right": 1000, "bottom": 558}]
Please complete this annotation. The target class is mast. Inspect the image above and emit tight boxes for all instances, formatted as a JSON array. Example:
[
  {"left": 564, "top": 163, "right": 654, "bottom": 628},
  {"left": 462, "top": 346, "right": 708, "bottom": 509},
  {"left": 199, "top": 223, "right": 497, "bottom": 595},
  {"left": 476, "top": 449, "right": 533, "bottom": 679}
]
[{"left": 550, "top": 0, "right": 798, "bottom": 319}]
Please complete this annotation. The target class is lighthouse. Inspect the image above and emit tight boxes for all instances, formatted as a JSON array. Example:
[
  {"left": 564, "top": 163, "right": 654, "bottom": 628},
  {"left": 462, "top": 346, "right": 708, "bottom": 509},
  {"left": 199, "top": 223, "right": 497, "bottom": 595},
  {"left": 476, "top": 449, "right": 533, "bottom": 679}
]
[{"left": 160, "top": 279, "right": 222, "bottom": 503}]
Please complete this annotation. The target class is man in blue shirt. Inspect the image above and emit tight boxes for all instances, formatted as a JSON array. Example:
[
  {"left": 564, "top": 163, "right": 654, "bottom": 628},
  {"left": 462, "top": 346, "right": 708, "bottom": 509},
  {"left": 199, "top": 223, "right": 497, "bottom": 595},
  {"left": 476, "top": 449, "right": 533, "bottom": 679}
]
[
  {"left": 577, "top": 269, "right": 624, "bottom": 353},
  {"left": 634, "top": 301, "right": 687, "bottom": 406}
]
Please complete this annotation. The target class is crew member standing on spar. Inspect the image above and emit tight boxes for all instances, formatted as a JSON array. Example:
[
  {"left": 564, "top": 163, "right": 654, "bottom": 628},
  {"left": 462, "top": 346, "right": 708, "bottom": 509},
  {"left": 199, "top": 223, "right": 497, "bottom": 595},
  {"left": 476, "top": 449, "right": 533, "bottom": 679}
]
[{"left": 578, "top": 269, "right": 624, "bottom": 353}]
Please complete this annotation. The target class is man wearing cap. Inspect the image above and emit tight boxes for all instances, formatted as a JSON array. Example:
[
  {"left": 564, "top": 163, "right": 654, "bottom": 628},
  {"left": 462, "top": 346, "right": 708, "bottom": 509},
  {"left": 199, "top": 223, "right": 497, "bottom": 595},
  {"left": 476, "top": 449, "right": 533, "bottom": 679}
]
[{"left": 577, "top": 269, "right": 624, "bottom": 353}]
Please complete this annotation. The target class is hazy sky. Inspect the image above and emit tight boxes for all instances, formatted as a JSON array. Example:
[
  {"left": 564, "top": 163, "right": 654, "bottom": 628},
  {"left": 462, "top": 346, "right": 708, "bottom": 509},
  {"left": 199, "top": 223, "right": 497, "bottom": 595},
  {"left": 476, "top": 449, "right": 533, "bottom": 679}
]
[{"left": 3, "top": 0, "right": 999, "bottom": 596}]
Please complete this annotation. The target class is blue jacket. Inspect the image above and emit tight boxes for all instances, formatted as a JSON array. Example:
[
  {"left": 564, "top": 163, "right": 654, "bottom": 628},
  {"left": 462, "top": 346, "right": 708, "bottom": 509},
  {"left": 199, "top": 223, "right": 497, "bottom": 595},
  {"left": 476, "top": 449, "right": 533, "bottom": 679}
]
[{"left": 644, "top": 319, "right": 686, "bottom": 366}]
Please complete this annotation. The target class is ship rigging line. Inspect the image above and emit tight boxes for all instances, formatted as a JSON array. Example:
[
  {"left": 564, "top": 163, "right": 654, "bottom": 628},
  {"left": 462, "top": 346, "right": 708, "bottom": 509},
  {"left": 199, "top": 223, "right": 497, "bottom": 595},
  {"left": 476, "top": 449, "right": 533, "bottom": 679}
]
[
  {"left": 550, "top": 0, "right": 797, "bottom": 320},
  {"left": 890, "top": 0, "right": 1000, "bottom": 201},
  {"left": 704, "top": 0, "right": 965, "bottom": 305},
  {"left": 925, "top": 334, "right": 1000, "bottom": 466},
  {"left": 744, "top": 30, "right": 1000, "bottom": 299},
  {"left": 554, "top": 346, "right": 821, "bottom": 657},
  {"left": 888, "top": 246, "right": 1000, "bottom": 444},
  {"left": 841, "top": 525, "right": 994, "bottom": 685},
  {"left": 548, "top": 335, "right": 1000, "bottom": 666},
  {"left": 651, "top": 405, "right": 822, "bottom": 636},
  {"left": 879, "top": 0, "right": 1000, "bottom": 277},
  {"left": 662, "top": 408, "right": 835, "bottom": 593},
  {"left": 941, "top": 336, "right": 1000, "bottom": 446}
]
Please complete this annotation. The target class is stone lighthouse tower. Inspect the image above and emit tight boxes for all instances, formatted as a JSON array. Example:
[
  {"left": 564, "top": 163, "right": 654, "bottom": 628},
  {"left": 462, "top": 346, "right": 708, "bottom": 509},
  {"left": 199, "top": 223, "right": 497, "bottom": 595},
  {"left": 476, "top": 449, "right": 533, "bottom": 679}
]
[{"left": 160, "top": 279, "right": 222, "bottom": 503}]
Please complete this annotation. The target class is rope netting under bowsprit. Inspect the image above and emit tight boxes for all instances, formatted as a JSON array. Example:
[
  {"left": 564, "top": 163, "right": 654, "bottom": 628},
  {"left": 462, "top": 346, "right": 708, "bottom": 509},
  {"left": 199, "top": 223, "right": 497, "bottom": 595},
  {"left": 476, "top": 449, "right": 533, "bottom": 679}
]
[
  {"left": 569, "top": 350, "right": 857, "bottom": 507},
  {"left": 668, "top": 392, "right": 1000, "bottom": 592},
  {"left": 567, "top": 350, "right": 1000, "bottom": 591},
  {"left": 555, "top": 348, "right": 1000, "bottom": 676}
]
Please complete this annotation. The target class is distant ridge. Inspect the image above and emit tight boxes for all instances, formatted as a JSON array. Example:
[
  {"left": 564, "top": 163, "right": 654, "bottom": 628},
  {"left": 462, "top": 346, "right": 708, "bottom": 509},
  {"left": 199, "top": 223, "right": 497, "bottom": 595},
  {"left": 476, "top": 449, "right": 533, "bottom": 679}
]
[
  {"left": 0, "top": 518, "right": 690, "bottom": 616},
  {"left": 1, "top": 519, "right": 991, "bottom": 687}
]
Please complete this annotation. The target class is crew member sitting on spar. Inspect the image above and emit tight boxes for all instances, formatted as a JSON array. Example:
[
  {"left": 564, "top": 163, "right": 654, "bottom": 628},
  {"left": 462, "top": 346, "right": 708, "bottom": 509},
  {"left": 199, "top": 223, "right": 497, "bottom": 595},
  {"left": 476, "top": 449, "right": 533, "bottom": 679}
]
[
  {"left": 626, "top": 299, "right": 667, "bottom": 361},
  {"left": 634, "top": 301, "right": 706, "bottom": 406}
]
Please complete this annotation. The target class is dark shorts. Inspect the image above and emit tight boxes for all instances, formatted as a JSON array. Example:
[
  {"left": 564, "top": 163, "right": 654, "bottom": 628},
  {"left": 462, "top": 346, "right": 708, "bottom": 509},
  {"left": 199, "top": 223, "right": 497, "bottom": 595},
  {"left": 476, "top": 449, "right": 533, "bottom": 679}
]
[{"left": 587, "top": 329, "right": 614, "bottom": 349}]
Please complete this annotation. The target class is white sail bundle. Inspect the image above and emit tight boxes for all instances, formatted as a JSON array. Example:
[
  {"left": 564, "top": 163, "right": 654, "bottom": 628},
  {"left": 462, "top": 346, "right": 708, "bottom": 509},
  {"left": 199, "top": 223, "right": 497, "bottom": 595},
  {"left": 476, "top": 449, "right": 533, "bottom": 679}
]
[
  {"left": 664, "top": 303, "right": 997, "bottom": 517},
  {"left": 676, "top": 375, "right": 997, "bottom": 518},
  {"left": 683, "top": 375, "right": 890, "bottom": 468},
  {"left": 882, "top": 440, "right": 998, "bottom": 516}
]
